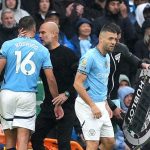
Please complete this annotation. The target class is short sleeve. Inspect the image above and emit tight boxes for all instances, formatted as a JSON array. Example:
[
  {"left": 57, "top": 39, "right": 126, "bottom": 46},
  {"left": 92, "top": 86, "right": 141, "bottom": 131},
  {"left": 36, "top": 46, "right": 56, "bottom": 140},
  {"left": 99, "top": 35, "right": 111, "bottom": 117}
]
[
  {"left": 78, "top": 54, "right": 93, "bottom": 75},
  {"left": 42, "top": 49, "right": 53, "bottom": 69}
]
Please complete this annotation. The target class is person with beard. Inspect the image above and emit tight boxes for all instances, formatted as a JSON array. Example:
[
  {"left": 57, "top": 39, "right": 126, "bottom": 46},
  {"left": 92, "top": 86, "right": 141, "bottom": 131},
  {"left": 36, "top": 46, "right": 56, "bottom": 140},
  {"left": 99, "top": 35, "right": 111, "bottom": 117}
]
[
  {"left": 0, "top": 0, "right": 30, "bottom": 23},
  {"left": 0, "top": 8, "right": 18, "bottom": 47},
  {"left": 74, "top": 23, "right": 118, "bottom": 150},
  {"left": 107, "top": 23, "right": 150, "bottom": 125},
  {"left": 94, "top": 0, "right": 136, "bottom": 51},
  {"left": 134, "top": 19, "right": 150, "bottom": 59},
  {"left": 31, "top": 22, "right": 78, "bottom": 150}
]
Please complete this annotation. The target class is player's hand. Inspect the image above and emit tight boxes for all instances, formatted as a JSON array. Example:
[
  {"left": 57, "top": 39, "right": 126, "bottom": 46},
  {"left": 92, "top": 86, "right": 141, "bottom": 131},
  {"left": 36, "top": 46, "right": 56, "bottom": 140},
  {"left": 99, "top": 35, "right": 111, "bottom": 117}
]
[
  {"left": 18, "top": 28, "right": 27, "bottom": 37},
  {"left": 54, "top": 105, "right": 64, "bottom": 120},
  {"left": 90, "top": 104, "right": 102, "bottom": 119},
  {"left": 105, "top": 102, "right": 113, "bottom": 118},
  {"left": 113, "top": 107, "right": 124, "bottom": 119},
  {"left": 52, "top": 93, "right": 68, "bottom": 105}
]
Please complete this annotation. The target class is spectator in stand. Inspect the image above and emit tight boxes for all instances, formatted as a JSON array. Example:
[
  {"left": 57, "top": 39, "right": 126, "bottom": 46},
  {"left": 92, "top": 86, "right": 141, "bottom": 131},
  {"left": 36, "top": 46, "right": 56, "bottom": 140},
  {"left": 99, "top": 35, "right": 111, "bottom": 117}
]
[
  {"left": 20, "top": 0, "right": 37, "bottom": 16},
  {"left": 134, "top": 19, "right": 150, "bottom": 59},
  {"left": 94, "top": 0, "right": 136, "bottom": 51},
  {"left": 0, "top": 0, "right": 30, "bottom": 23},
  {"left": 61, "top": 0, "right": 98, "bottom": 39},
  {"left": 115, "top": 86, "right": 134, "bottom": 150},
  {"left": 106, "top": 23, "right": 150, "bottom": 122},
  {"left": 0, "top": 8, "right": 18, "bottom": 47},
  {"left": 44, "top": 10, "right": 74, "bottom": 50},
  {"left": 33, "top": 0, "right": 54, "bottom": 31},
  {"left": 134, "top": 2, "right": 150, "bottom": 41},
  {"left": 61, "top": 0, "right": 85, "bottom": 39},
  {"left": 119, "top": 74, "right": 131, "bottom": 87},
  {"left": 70, "top": 18, "right": 98, "bottom": 58}
]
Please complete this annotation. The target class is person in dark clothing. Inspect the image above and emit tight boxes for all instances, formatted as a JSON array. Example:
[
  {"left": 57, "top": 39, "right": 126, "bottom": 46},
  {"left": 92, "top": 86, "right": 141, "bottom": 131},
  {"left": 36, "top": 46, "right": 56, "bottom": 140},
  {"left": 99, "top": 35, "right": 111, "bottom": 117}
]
[
  {"left": 70, "top": 18, "right": 98, "bottom": 58},
  {"left": 21, "top": 0, "right": 37, "bottom": 15},
  {"left": 94, "top": 0, "right": 136, "bottom": 51},
  {"left": 107, "top": 23, "right": 150, "bottom": 119},
  {"left": 134, "top": 19, "right": 150, "bottom": 59},
  {"left": 31, "top": 22, "right": 79, "bottom": 150},
  {"left": 0, "top": 9, "right": 18, "bottom": 47},
  {"left": 33, "top": 0, "right": 54, "bottom": 31},
  {"left": 45, "top": 10, "right": 74, "bottom": 50}
]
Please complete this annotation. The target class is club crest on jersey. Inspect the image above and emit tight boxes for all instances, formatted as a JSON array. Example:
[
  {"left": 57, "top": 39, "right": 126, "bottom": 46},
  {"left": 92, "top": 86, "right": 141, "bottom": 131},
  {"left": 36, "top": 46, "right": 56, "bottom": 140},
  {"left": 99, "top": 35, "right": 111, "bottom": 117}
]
[
  {"left": 115, "top": 53, "right": 121, "bottom": 63},
  {"left": 88, "top": 129, "right": 96, "bottom": 136}
]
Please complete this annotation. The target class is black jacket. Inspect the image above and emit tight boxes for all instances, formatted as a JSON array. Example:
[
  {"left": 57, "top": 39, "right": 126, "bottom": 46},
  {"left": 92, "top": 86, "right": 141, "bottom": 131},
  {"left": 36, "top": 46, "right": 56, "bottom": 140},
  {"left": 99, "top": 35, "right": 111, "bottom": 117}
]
[
  {"left": 108, "top": 43, "right": 142, "bottom": 110},
  {"left": 0, "top": 25, "right": 18, "bottom": 47}
]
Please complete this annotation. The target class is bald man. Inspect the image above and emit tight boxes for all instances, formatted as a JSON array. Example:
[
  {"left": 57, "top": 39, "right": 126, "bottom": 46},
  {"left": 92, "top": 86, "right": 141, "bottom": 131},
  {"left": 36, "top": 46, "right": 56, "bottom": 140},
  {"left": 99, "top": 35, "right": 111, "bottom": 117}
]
[{"left": 31, "top": 22, "right": 79, "bottom": 150}]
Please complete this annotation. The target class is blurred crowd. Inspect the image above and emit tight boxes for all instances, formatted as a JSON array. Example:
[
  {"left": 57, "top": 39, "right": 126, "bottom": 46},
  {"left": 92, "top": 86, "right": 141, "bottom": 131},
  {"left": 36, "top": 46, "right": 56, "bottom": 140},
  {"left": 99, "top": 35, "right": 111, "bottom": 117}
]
[{"left": 0, "top": 0, "right": 150, "bottom": 150}]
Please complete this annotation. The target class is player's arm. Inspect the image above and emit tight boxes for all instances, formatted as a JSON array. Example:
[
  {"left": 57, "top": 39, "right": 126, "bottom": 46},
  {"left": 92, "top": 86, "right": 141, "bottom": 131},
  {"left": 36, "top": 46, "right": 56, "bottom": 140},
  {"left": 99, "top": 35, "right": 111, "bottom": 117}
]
[
  {"left": 74, "top": 72, "right": 102, "bottom": 119},
  {"left": 0, "top": 56, "right": 6, "bottom": 74},
  {"left": 44, "top": 68, "right": 59, "bottom": 98}
]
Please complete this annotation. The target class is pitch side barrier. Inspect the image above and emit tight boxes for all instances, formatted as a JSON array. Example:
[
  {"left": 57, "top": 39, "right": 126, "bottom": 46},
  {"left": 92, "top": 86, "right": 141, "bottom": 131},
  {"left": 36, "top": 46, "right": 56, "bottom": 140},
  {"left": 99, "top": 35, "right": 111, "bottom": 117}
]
[{"left": 123, "top": 69, "right": 150, "bottom": 150}]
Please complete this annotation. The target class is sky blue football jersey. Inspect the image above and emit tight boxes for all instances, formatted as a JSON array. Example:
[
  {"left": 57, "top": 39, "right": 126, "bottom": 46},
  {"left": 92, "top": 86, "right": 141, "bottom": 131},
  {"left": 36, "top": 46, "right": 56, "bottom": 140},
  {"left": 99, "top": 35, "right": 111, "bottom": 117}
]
[
  {"left": 78, "top": 47, "right": 110, "bottom": 102},
  {"left": 0, "top": 37, "right": 52, "bottom": 92}
]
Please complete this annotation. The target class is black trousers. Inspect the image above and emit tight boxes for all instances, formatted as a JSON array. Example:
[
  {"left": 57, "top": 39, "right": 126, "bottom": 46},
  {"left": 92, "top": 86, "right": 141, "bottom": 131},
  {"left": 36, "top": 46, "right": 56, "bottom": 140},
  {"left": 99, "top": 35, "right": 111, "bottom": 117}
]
[{"left": 31, "top": 106, "right": 76, "bottom": 150}]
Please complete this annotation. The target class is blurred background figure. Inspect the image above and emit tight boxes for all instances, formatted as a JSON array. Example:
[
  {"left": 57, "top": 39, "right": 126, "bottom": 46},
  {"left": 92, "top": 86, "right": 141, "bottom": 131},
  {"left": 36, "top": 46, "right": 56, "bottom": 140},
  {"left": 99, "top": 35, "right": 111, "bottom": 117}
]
[
  {"left": 70, "top": 18, "right": 98, "bottom": 58},
  {"left": 45, "top": 10, "right": 74, "bottom": 50},
  {"left": 0, "top": 8, "right": 18, "bottom": 47},
  {"left": 119, "top": 74, "right": 131, "bottom": 87},
  {"left": 134, "top": 18, "right": 150, "bottom": 59},
  {"left": 33, "top": 0, "right": 54, "bottom": 31},
  {"left": 0, "top": 0, "right": 30, "bottom": 23},
  {"left": 94, "top": 0, "right": 136, "bottom": 51},
  {"left": 114, "top": 86, "right": 135, "bottom": 150},
  {"left": 134, "top": 2, "right": 150, "bottom": 41}
]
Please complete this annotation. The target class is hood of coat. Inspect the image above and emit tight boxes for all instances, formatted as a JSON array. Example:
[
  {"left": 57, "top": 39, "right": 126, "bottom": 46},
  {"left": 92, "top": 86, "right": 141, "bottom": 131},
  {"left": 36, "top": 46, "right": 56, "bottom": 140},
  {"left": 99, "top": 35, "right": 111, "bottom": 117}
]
[
  {"left": 118, "top": 86, "right": 135, "bottom": 112},
  {"left": 135, "top": 3, "right": 150, "bottom": 27},
  {"left": 2, "top": 0, "right": 21, "bottom": 11}
]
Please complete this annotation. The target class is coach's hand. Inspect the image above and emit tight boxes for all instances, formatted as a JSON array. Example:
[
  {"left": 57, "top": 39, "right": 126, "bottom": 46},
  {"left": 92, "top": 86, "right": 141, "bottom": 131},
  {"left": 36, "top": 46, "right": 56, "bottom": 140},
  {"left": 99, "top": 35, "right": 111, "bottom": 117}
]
[
  {"left": 90, "top": 104, "right": 102, "bottom": 119},
  {"left": 54, "top": 105, "right": 64, "bottom": 120},
  {"left": 113, "top": 107, "right": 124, "bottom": 119},
  {"left": 52, "top": 93, "right": 68, "bottom": 105}
]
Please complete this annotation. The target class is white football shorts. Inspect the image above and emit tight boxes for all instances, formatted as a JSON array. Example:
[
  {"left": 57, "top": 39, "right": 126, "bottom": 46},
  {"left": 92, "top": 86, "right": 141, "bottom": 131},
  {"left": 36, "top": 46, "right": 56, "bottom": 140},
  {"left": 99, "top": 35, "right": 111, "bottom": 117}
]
[
  {"left": 0, "top": 90, "right": 36, "bottom": 131},
  {"left": 75, "top": 97, "right": 114, "bottom": 141}
]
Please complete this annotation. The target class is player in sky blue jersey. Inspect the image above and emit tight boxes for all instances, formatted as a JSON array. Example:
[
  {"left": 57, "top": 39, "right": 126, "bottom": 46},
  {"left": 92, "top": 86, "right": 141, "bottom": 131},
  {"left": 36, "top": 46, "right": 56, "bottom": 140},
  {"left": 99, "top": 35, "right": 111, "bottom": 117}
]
[
  {"left": 74, "top": 23, "right": 118, "bottom": 150},
  {"left": 0, "top": 16, "right": 64, "bottom": 150}
]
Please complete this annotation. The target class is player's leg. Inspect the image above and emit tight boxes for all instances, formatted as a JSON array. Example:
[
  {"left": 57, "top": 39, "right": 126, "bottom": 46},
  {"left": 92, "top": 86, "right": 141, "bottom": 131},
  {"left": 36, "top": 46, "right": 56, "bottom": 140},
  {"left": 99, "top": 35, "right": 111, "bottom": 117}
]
[
  {"left": 17, "top": 127, "right": 31, "bottom": 150},
  {"left": 75, "top": 98, "right": 101, "bottom": 150},
  {"left": 0, "top": 90, "right": 17, "bottom": 149},
  {"left": 99, "top": 102, "right": 115, "bottom": 150},
  {"left": 13, "top": 92, "right": 36, "bottom": 149},
  {"left": 100, "top": 137, "right": 115, "bottom": 150},
  {"left": 86, "top": 140, "right": 99, "bottom": 150},
  {"left": 4, "top": 128, "right": 17, "bottom": 149}
]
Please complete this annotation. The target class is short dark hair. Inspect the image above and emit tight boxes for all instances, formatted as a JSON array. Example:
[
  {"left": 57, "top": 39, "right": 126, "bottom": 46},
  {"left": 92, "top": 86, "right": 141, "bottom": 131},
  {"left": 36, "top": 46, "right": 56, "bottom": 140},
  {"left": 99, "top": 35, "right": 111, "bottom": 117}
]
[
  {"left": 100, "top": 23, "right": 120, "bottom": 34},
  {"left": 18, "top": 16, "right": 36, "bottom": 30}
]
